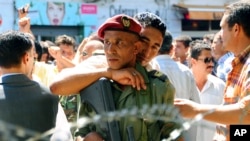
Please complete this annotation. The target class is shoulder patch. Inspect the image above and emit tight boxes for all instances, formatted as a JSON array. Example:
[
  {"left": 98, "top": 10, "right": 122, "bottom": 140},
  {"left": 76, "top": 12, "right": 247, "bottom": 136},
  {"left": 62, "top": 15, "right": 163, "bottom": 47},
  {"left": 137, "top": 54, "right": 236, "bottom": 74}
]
[{"left": 148, "top": 70, "right": 168, "bottom": 82}]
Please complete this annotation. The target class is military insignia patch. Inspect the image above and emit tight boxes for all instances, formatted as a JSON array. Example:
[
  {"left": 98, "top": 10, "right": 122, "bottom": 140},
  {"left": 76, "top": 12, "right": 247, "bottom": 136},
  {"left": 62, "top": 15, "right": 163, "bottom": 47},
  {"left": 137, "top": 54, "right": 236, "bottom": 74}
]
[
  {"left": 155, "top": 71, "right": 163, "bottom": 77},
  {"left": 121, "top": 16, "right": 130, "bottom": 29},
  {"left": 149, "top": 70, "right": 168, "bottom": 82}
]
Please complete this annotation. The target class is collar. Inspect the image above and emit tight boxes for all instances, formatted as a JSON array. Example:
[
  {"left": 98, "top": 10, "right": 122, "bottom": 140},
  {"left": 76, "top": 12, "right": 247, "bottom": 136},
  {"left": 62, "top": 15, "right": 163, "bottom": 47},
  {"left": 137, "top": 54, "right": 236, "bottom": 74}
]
[
  {"left": 0, "top": 73, "right": 30, "bottom": 84},
  {"left": 1, "top": 73, "right": 23, "bottom": 77},
  {"left": 232, "top": 44, "right": 250, "bottom": 67},
  {"left": 217, "top": 52, "right": 234, "bottom": 64}
]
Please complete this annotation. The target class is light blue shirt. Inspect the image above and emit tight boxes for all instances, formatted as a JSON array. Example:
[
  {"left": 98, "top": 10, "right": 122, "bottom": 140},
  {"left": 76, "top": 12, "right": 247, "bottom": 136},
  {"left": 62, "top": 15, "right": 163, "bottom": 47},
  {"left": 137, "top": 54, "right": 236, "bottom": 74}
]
[{"left": 216, "top": 52, "right": 234, "bottom": 82}]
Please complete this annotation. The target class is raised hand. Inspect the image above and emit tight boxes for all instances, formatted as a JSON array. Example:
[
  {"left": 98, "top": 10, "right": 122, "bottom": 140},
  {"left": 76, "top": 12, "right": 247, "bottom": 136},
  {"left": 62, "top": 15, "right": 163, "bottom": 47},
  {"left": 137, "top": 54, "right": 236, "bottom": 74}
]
[
  {"left": 18, "top": 3, "right": 30, "bottom": 19},
  {"left": 48, "top": 46, "right": 62, "bottom": 60}
]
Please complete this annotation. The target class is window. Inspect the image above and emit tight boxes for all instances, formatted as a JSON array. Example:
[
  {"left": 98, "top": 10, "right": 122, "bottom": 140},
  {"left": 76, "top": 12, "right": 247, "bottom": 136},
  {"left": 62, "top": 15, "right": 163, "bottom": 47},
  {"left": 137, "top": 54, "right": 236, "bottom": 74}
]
[
  {"left": 31, "top": 25, "right": 84, "bottom": 44},
  {"left": 182, "top": 19, "right": 209, "bottom": 31},
  {"left": 211, "top": 20, "right": 220, "bottom": 30}
]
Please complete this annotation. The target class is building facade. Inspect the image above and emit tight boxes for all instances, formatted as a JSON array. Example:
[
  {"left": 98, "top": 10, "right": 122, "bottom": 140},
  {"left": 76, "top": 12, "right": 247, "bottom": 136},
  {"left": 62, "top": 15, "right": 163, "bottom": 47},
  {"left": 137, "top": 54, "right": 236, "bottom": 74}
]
[{"left": 0, "top": 0, "right": 237, "bottom": 43}]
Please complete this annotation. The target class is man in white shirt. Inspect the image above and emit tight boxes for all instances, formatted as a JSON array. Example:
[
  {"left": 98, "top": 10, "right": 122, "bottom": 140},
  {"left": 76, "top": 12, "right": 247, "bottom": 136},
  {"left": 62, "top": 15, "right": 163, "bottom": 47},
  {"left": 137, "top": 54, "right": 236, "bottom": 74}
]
[
  {"left": 189, "top": 40, "right": 225, "bottom": 141},
  {"left": 153, "top": 31, "right": 200, "bottom": 102},
  {"left": 172, "top": 35, "right": 192, "bottom": 67},
  {"left": 153, "top": 31, "right": 200, "bottom": 141}
]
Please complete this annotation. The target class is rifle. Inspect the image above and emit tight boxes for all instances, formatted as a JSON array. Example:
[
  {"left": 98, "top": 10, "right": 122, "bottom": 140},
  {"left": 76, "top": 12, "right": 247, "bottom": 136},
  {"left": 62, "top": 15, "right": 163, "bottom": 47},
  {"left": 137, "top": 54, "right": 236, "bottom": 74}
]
[{"left": 80, "top": 77, "right": 121, "bottom": 141}]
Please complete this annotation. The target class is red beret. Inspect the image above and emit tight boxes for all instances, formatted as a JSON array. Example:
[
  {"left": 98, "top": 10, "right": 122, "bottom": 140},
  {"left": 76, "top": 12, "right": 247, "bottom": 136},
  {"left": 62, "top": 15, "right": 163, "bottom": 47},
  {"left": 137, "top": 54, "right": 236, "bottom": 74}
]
[{"left": 98, "top": 14, "right": 142, "bottom": 39}]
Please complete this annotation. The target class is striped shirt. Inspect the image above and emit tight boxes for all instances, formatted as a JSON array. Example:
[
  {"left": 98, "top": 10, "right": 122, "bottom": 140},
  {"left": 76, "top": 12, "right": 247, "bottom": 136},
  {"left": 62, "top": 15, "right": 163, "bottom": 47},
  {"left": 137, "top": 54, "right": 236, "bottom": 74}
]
[
  {"left": 224, "top": 45, "right": 250, "bottom": 104},
  {"left": 214, "top": 44, "right": 250, "bottom": 141}
]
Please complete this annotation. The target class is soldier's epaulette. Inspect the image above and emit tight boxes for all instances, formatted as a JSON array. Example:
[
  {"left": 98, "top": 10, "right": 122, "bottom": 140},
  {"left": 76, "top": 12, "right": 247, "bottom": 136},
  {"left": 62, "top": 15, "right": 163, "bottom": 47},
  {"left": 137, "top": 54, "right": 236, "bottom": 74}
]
[{"left": 148, "top": 70, "right": 168, "bottom": 82}]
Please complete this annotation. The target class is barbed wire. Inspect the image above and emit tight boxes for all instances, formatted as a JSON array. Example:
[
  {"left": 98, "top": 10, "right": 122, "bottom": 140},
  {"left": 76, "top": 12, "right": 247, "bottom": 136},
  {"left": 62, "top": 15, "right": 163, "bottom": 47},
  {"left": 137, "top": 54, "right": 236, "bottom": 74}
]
[
  {"left": 72, "top": 104, "right": 184, "bottom": 129},
  {"left": 0, "top": 104, "right": 182, "bottom": 140},
  {"left": 0, "top": 104, "right": 220, "bottom": 141},
  {"left": 162, "top": 108, "right": 216, "bottom": 141},
  {"left": 0, "top": 120, "right": 48, "bottom": 141}
]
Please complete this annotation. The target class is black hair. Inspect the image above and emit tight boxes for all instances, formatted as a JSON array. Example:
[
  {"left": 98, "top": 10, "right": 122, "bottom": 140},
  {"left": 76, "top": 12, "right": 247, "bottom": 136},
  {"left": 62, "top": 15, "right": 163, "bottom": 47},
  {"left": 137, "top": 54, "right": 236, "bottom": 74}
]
[
  {"left": 159, "top": 31, "right": 173, "bottom": 54},
  {"left": 225, "top": 0, "right": 250, "bottom": 37},
  {"left": 134, "top": 12, "right": 167, "bottom": 37},
  {"left": 174, "top": 35, "right": 192, "bottom": 48},
  {"left": 203, "top": 33, "right": 215, "bottom": 44},
  {"left": 0, "top": 30, "right": 33, "bottom": 68},
  {"left": 55, "top": 34, "right": 75, "bottom": 47},
  {"left": 190, "top": 40, "right": 211, "bottom": 59},
  {"left": 34, "top": 40, "right": 43, "bottom": 61}
]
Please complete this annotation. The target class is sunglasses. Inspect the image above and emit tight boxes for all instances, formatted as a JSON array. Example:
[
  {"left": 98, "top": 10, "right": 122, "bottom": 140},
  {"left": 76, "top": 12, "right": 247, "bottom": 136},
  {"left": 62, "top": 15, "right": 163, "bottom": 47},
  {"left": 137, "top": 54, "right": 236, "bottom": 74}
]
[{"left": 197, "top": 57, "right": 215, "bottom": 64}]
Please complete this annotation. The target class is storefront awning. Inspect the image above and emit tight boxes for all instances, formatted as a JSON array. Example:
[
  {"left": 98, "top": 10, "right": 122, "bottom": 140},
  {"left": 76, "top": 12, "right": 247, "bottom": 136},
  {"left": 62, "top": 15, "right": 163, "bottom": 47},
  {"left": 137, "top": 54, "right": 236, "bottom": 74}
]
[{"left": 173, "top": 4, "right": 225, "bottom": 20}]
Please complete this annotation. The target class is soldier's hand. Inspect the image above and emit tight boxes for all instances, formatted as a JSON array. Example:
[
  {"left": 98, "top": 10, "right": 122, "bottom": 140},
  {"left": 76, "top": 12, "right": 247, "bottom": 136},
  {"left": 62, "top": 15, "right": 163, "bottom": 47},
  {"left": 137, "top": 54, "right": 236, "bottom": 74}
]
[{"left": 108, "top": 67, "right": 146, "bottom": 90}]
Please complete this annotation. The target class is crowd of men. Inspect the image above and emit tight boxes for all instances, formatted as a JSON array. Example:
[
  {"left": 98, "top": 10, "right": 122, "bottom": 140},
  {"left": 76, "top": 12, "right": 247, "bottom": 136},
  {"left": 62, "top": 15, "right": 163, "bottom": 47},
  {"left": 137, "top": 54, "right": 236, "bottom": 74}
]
[{"left": 0, "top": 0, "right": 250, "bottom": 141}]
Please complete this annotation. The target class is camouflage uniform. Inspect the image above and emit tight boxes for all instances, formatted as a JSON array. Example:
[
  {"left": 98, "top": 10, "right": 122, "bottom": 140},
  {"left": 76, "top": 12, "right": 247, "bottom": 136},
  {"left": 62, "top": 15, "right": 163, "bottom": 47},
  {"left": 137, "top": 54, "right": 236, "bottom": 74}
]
[
  {"left": 75, "top": 62, "right": 181, "bottom": 141},
  {"left": 60, "top": 94, "right": 81, "bottom": 134},
  {"left": 60, "top": 95, "right": 80, "bottom": 122}
]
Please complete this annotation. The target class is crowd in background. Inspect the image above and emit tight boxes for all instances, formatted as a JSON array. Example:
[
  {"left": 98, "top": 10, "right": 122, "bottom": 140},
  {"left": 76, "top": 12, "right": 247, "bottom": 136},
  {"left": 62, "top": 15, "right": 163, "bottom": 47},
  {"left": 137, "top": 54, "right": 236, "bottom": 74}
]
[{"left": 0, "top": 0, "right": 250, "bottom": 141}]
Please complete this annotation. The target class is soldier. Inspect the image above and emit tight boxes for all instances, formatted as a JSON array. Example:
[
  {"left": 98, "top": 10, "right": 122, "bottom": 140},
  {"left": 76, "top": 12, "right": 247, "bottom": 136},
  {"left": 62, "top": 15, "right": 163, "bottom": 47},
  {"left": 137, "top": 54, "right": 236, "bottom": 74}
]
[{"left": 50, "top": 14, "right": 179, "bottom": 141}]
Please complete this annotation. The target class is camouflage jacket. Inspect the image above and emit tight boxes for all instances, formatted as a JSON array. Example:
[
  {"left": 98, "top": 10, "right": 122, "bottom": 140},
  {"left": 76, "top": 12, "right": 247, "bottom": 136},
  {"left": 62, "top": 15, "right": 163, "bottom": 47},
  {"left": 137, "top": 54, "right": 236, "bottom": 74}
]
[{"left": 75, "top": 63, "right": 181, "bottom": 141}]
